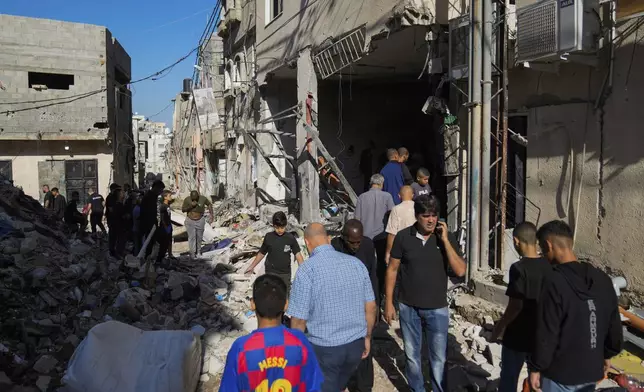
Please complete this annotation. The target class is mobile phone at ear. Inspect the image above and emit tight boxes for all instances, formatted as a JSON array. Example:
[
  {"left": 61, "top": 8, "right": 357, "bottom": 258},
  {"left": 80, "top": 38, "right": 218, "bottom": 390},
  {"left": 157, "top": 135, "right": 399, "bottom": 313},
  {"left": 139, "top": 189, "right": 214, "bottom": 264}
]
[{"left": 435, "top": 218, "right": 445, "bottom": 236}]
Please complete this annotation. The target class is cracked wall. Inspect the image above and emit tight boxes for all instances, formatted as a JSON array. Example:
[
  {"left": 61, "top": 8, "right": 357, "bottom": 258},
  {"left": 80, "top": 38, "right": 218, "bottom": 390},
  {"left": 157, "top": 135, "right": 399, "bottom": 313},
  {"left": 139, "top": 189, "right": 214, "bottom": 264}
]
[{"left": 508, "top": 22, "right": 644, "bottom": 296}]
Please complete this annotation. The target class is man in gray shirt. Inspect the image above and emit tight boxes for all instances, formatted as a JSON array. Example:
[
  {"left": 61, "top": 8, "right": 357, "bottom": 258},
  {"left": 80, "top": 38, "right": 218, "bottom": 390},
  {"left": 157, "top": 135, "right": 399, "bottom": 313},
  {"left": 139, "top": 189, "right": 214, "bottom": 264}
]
[
  {"left": 355, "top": 173, "right": 394, "bottom": 303},
  {"left": 355, "top": 174, "right": 395, "bottom": 240}
]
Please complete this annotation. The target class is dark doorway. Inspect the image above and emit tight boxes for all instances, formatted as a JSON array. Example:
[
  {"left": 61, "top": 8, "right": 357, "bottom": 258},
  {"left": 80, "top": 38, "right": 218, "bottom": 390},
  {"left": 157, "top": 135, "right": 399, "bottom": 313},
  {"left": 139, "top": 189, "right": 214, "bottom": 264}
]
[
  {"left": 65, "top": 159, "right": 98, "bottom": 206},
  {"left": 506, "top": 115, "right": 528, "bottom": 228}
]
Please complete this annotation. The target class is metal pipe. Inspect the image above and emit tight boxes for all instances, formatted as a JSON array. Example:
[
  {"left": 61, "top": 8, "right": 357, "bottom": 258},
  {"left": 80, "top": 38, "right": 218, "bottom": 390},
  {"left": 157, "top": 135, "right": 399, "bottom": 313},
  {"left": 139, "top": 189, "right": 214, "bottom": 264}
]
[
  {"left": 467, "top": 0, "right": 484, "bottom": 280},
  {"left": 480, "top": 0, "right": 493, "bottom": 271},
  {"left": 499, "top": 0, "right": 510, "bottom": 271}
]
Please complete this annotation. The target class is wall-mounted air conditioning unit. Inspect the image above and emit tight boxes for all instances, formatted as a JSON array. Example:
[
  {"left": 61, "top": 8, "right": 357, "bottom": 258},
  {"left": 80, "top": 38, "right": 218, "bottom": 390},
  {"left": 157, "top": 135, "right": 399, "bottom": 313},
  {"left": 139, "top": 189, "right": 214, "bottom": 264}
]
[
  {"left": 448, "top": 12, "right": 498, "bottom": 80},
  {"left": 516, "top": 0, "right": 600, "bottom": 63}
]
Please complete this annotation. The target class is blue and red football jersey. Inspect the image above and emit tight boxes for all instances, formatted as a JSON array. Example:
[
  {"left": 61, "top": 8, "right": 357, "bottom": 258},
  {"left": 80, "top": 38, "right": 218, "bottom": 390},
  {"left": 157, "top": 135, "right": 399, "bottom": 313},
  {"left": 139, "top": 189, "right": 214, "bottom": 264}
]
[{"left": 219, "top": 325, "right": 324, "bottom": 392}]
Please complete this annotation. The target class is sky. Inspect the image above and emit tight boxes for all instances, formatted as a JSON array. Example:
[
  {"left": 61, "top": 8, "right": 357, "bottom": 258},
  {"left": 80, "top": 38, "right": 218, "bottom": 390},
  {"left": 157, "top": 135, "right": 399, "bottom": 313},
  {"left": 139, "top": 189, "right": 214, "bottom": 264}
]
[{"left": 2, "top": 0, "right": 218, "bottom": 128}]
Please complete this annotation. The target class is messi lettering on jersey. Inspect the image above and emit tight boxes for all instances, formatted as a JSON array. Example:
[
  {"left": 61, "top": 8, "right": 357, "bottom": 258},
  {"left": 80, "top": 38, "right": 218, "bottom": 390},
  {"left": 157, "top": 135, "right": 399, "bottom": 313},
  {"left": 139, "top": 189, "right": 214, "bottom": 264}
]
[{"left": 219, "top": 326, "right": 323, "bottom": 392}]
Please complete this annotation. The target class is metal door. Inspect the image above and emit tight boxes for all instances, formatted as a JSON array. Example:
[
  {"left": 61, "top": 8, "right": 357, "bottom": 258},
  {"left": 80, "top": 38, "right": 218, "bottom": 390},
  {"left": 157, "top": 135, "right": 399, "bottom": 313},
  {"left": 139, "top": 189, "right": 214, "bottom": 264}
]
[{"left": 65, "top": 159, "right": 98, "bottom": 206}]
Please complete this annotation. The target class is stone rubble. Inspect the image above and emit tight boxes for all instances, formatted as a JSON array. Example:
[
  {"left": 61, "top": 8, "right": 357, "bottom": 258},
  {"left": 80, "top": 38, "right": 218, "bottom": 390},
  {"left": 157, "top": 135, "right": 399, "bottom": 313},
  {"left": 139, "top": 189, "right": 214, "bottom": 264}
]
[{"left": 0, "top": 184, "right": 292, "bottom": 391}]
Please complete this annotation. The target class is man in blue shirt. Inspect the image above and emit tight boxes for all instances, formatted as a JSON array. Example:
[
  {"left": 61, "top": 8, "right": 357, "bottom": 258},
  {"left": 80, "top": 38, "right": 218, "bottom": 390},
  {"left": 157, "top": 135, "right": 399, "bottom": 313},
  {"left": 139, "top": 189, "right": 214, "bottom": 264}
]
[
  {"left": 288, "top": 223, "right": 377, "bottom": 392},
  {"left": 380, "top": 148, "right": 404, "bottom": 204}
]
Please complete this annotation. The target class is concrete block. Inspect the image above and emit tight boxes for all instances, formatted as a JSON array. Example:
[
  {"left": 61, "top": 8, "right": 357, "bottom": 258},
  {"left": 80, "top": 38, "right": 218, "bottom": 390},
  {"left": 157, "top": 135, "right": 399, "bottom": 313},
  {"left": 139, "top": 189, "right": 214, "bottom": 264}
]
[{"left": 472, "top": 278, "right": 508, "bottom": 308}]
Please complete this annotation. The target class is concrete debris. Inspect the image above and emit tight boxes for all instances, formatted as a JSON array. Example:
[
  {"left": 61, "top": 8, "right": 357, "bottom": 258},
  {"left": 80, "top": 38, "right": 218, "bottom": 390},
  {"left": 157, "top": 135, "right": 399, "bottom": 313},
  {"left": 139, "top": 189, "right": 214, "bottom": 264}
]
[{"left": 0, "top": 184, "right": 281, "bottom": 389}]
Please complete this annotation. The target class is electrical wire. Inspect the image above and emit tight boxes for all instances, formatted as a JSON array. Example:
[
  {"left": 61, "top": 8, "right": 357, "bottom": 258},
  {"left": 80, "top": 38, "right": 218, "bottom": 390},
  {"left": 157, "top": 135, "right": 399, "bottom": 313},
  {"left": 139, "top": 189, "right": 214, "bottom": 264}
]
[{"left": 147, "top": 101, "right": 175, "bottom": 120}]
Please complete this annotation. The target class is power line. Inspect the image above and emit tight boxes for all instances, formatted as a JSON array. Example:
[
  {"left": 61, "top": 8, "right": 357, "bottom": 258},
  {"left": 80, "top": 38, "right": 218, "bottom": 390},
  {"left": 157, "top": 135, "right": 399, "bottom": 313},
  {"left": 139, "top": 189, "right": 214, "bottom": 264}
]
[{"left": 147, "top": 101, "right": 175, "bottom": 120}]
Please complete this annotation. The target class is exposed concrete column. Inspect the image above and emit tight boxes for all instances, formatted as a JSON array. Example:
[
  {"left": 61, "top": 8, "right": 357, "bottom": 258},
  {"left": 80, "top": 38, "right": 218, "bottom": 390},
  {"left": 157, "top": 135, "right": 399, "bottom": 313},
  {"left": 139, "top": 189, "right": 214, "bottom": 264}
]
[{"left": 296, "top": 48, "right": 320, "bottom": 224}]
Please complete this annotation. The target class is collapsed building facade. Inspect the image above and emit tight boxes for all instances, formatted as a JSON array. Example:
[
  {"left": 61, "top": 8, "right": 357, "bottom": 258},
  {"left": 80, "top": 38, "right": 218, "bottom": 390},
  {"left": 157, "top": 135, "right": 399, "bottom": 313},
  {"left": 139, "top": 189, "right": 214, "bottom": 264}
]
[{"left": 0, "top": 15, "right": 133, "bottom": 203}]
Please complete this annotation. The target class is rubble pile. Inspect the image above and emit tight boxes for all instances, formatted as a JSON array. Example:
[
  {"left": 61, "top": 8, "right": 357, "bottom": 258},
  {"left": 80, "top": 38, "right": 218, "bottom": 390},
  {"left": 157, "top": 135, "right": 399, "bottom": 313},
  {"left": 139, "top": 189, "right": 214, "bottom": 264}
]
[{"left": 0, "top": 186, "right": 284, "bottom": 391}]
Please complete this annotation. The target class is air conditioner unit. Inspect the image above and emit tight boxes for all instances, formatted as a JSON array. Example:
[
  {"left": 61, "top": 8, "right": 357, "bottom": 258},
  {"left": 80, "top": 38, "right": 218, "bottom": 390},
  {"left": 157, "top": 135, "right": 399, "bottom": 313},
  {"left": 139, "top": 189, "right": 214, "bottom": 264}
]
[
  {"left": 448, "top": 12, "right": 498, "bottom": 80},
  {"left": 516, "top": 0, "right": 600, "bottom": 63}
]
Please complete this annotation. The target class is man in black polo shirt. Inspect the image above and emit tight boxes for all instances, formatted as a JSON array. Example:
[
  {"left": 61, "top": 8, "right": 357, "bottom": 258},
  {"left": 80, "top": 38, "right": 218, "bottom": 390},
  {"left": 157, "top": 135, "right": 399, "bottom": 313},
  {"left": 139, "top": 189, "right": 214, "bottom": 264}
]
[
  {"left": 384, "top": 195, "right": 466, "bottom": 392},
  {"left": 331, "top": 219, "right": 378, "bottom": 392},
  {"left": 87, "top": 187, "right": 107, "bottom": 237}
]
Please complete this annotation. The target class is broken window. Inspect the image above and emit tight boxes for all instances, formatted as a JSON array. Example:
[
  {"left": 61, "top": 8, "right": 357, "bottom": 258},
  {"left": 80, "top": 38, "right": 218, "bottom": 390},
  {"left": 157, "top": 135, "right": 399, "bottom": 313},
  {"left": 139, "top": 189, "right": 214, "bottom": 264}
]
[
  {"left": 267, "top": 0, "right": 283, "bottom": 23},
  {"left": 28, "top": 72, "right": 74, "bottom": 90},
  {"left": 0, "top": 160, "right": 13, "bottom": 182}
]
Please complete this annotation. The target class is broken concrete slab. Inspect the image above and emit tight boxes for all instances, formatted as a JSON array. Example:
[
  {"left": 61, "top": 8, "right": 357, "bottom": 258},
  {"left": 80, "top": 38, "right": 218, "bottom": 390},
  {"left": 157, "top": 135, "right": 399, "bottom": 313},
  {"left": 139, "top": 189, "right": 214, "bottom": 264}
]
[{"left": 33, "top": 354, "right": 58, "bottom": 374}]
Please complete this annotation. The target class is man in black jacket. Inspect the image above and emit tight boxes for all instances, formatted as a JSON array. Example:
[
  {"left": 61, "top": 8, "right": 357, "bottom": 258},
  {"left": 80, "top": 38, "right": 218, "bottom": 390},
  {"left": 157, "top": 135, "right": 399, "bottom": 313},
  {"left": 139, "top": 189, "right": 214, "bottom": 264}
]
[
  {"left": 530, "top": 220, "right": 622, "bottom": 392},
  {"left": 141, "top": 180, "right": 165, "bottom": 258},
  {"left": 331, "top": 219, "right": 378, "bottom": 392},
  {"left": 51, "top": 187, "right": 66, "bottom": 220}
]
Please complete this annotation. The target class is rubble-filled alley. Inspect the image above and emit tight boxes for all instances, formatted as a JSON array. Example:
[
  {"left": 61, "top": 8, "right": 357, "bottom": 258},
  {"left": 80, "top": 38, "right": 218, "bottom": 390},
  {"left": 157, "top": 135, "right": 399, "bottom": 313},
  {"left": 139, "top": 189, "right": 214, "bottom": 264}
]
[{"left": 0, "top": 180, "right": 510, "bottom": 392}]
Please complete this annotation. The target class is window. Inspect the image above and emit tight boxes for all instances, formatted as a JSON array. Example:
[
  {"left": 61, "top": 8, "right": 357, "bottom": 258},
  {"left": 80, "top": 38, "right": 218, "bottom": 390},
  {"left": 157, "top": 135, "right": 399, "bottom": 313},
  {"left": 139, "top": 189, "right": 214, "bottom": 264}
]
[
  {"left": 0, "top": 160, "right": 12, "bottom": 182},
  {"left": 266, "top": 0, "right": 283, "bottom": 24},
  {"left": 28, "top": 72, "right": 74, "bottom": 90}
]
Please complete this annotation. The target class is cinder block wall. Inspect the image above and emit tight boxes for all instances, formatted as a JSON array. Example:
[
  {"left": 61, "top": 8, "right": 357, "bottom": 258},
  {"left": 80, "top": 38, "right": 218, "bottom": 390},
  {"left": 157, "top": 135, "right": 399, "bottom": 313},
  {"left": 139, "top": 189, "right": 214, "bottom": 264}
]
[{"left": 0, "top": 15, "right": 109, "bottom": 138}]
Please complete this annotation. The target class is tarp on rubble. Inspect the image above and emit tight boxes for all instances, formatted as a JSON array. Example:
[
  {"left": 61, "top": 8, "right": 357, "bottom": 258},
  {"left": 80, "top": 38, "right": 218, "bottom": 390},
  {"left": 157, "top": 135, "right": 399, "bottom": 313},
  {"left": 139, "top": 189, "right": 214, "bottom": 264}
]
[{"left": 62, "top": 321, "right": 202, "bottom": 392}]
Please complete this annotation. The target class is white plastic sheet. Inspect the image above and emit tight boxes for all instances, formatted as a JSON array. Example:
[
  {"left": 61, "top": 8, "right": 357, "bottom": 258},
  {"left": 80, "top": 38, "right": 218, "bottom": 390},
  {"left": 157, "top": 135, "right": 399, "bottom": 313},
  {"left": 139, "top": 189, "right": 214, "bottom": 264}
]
[{"left": 62, "top": 321, "right": 202, "bottom": 392}]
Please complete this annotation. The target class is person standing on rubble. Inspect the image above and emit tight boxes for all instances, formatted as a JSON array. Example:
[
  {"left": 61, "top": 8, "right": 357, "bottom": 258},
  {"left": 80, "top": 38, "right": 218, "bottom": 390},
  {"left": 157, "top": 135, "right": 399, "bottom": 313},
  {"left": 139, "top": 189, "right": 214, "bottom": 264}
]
[
  {"left": 107, "top": 188, "right": 126, "bottom": 258},
  {"left": 50, "top": 187, "right": 66, "bottom": 220},
  {"left": 245, "top": 211, "right": 304, "bottom": 294},
  {"left": 42, "top": 184, "right": 54, "bottom": 209},
  {"left": 288, "top": 223, "right": 377, "bottom": 392},
  {"left": 105, "top": 183, "right": 121, "bottom": 228},
  {"left": 155, "top": 190, "right": 174, "bottom": 265},
  {"left": 529, "top": 220, "right": 622, "bottom": 392},
  {"left": 331, "top": 219, "right": 378, "bottom": 392},
  {"left": 181, "top": 190, "right": 214, "bottom": 260},
  {"left": 489, "top": 222, "right": 552, "bottom": 392},
  {"left": 64, "top": 191, "right": 88, "bottom": 235},
  {"left": 141, "top": 180, "right": 165, "bottom": 258},
  {"left": 86, "top": 187, "right": 106, "bottom": 237},
  {"left": 398, "top": 147, "right": 414, "bottom": 186},
  {"left": 380, "top": 148, "right": 404, "bottom": 205},
  {"left": 219, "top": 274, "right": 324, "bottom": 392},
  {"left": 355, "top": 173, "right": 394, "bottom": 303},
  {"left": 131, "top": 193, "right": 143, "bottom": 255},
  {"left": 384, "top": 195, "right": 466, "bottom": 392}
]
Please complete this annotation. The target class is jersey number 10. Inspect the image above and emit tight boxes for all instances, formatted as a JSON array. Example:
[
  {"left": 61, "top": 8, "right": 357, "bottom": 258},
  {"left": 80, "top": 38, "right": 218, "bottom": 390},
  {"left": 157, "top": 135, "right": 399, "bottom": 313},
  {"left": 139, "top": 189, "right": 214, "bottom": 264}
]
[{"left": 256, "top": 379, "right": 292, "bottom": 392}]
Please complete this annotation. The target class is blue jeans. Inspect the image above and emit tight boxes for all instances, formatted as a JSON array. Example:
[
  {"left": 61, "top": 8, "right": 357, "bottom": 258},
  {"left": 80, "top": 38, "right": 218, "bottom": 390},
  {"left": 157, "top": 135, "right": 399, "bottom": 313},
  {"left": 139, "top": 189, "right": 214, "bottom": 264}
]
[
  {"left": 398, "top": 303, "right": 449, "bottom": 392},
  {"left": 541, "top": 377, "right": 596, "bottom": 392},
  {"left": 499, "top": 346, "right": 527, "bottom": 392},
  {"left": 312, "top": 339, "right": 364, "bottom": 392}
]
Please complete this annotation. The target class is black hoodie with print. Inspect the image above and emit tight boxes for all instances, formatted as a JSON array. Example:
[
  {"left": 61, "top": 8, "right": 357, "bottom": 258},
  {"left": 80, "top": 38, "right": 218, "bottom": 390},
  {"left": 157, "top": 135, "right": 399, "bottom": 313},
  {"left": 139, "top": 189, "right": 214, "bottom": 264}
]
[{"left": 530, "top": 262, "right": 623, "bottom": 385}]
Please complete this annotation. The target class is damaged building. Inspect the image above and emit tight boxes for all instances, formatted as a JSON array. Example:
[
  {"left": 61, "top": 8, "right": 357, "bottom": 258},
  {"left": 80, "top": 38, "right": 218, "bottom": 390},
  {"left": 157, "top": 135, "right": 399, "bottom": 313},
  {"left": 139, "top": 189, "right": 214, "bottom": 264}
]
[
  {"left": 217, "top": 0, "right": 466, "bottom": 223},
  {"left": 211, "top": 0, "right": 644, "bottom": 297},
  {"left": 0, "top": 15, "right": 133, "bottom": 203},
  {"left": 170, "top": 33, "right": 226, "bottom": 199}
]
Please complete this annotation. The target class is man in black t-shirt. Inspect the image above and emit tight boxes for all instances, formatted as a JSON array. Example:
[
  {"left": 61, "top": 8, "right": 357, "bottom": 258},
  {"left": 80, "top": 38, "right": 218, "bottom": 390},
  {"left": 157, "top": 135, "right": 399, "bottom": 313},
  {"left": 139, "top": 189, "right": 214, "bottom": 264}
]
[
  {"left": 491, "top": 222, "right": 552, "bottom": 392},
  {"left": 245, "top": 211, "right": 304, "bottom": 294},
  {"left": 384, "top": 195, "right": 466, "bottom": 392},
  {"left": 87, "top": 187, "right": 106, "bottom": 236}
]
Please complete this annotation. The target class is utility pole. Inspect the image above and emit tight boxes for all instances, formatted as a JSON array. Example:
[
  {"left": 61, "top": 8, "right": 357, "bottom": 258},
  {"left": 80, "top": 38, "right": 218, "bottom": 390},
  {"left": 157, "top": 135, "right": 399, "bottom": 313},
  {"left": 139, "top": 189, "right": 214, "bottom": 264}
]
[
  {"left": 479, "top": 0, "right": 494, "bottom": 271},
  {"left": 467, "top": 0, "right": 483, "bottom": 280}
]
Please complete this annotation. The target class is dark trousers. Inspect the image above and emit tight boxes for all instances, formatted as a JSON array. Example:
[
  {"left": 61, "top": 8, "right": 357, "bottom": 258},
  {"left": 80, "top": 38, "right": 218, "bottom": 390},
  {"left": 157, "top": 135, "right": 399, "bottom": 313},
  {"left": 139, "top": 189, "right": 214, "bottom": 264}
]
[
  {"left": 90, "top": 213, "right": 106, "bottom": 234},
  {"left": 108, "top": 223, "right": 125, "bottom": 256},
  {"left": 349, "top": 339, "right": 374, "bottom": 392},
  {"left": 155, "top": 230, "right": 172, "bottom": 264},
  {"left": 312, "top": 339, "right": 364, "bottom": 392},
  {"left": 267, "top": 271, "right": 292, "bottom": 296},
  {"left": 374, "top": 236, "right": 387, "bottom": 304},
  {"left": 132, "top": 230, "right": 142, "bottom": 256}
]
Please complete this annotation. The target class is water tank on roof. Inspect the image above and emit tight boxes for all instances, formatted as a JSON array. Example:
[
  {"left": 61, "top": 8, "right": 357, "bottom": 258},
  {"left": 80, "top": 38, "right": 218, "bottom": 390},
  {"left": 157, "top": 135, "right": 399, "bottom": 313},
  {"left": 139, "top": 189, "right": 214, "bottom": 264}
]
[{"left": 182, "top": 78, "right": 192, "bottom": 95}]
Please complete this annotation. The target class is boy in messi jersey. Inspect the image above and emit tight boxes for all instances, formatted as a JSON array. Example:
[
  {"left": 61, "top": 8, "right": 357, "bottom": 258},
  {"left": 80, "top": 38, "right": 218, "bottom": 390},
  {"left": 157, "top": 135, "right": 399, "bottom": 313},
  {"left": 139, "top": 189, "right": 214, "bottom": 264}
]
[{"left": 219, "top": 274, "right": 323, "bottom": 392}]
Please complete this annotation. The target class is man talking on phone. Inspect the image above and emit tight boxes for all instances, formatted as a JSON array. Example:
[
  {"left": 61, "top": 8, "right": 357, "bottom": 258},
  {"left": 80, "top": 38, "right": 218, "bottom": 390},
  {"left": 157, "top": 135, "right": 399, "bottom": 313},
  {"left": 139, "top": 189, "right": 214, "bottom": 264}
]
[{"left": 384, "top": 195, "right": 466, "bottom": 392}]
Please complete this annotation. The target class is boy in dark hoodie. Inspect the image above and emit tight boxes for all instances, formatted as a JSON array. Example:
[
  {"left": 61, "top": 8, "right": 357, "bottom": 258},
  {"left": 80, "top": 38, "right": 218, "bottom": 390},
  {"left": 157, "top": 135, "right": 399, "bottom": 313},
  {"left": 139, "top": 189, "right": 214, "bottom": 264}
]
[
  {"left": 529, "top": 220, "right": 622, "bottom": 392},
  {"left": 491, "top": 222, "right": 551, "bottom": 392}
]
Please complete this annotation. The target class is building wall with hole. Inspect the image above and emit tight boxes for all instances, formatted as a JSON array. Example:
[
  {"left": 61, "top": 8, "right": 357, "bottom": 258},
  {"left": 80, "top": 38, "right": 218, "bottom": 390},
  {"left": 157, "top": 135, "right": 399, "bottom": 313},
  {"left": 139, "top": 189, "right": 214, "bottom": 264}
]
[
  {"left": 0, "top": 15, "right": 133, "bottom": 186},
  {"left": 507, "top": 22, "right": 644, "bottom": 298}
]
